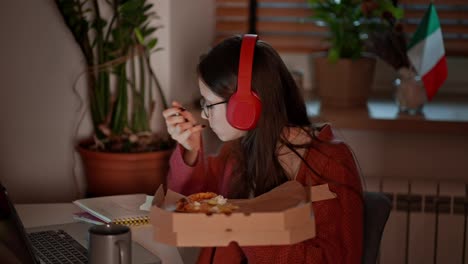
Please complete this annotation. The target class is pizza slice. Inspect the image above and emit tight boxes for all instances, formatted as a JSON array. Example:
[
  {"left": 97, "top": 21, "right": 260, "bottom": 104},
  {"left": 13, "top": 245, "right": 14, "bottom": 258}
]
[{"left": 175, "top": 192, "right": 239, "bottom": 214}]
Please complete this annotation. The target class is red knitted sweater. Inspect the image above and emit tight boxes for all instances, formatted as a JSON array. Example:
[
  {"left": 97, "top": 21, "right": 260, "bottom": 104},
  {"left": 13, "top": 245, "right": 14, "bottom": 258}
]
[{"left": 167, "top": 125, "right": 363, "bottom": 264}]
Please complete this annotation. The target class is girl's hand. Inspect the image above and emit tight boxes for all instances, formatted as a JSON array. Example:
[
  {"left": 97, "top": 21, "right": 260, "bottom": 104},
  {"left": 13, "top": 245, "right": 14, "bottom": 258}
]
[{"left": 162, "top": 101, "right": 204, "bottom": 153}]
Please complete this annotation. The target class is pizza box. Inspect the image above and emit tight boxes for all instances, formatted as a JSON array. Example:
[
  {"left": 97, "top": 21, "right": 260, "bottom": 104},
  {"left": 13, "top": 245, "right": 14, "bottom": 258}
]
[
  {"left": 150, "top": 181, "right": 336, "bottom": 247},
  {"left": 153, "top": 221, "right": 316, "bottom": 247}
]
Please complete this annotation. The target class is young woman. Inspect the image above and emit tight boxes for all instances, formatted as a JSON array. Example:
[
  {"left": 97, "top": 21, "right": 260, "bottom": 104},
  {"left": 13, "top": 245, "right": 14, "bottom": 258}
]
[{"left": 162, "top": 35, "right": 363, "bottom": 264}]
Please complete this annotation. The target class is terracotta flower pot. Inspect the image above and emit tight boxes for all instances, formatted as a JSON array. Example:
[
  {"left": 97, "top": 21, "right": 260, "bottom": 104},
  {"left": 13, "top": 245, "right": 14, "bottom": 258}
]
[
  {"left": 315, "top": 56, "right": 376, "bottom": 108},
  {"left": 77, "top": 144, "right": 173, "bottom": 197}
]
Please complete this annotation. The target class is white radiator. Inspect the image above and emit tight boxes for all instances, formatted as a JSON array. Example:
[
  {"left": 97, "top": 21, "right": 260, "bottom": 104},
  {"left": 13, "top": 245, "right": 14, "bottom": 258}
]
[{"left": 365, "top": 177, "right": 467, "bottom": 264}]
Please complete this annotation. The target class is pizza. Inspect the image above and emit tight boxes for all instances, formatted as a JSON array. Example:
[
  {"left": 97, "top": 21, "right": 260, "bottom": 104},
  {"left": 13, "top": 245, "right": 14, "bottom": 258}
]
[{"left": 175, "top": 192, "right": 239, "bottom": 214}]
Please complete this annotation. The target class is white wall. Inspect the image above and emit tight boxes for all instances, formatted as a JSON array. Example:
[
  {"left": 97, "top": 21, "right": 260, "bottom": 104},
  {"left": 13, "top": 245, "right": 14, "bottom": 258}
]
[
  {"left": 335, "top": 129, "right": 468, "bottom": 183},
  {"left": 0, "top": 0, "right": 214, "bottom": 203},
  {"left": 0, "top": 1, "right": 83, "bottom": 203},
  {"left": 149, "top": 0, "right": 214, "bottom": 129}
]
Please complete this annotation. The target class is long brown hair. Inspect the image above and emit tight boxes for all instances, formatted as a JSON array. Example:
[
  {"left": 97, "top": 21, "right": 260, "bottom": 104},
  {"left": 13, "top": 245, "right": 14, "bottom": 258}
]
[{"left": 198, "top": 36, "right": 349, "bottom": 199}]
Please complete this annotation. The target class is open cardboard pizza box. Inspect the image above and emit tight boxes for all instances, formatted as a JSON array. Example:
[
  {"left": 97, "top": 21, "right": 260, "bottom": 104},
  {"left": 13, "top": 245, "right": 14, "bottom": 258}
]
[{"left": 150, "top": 181, "right": 336, "bottom": 247}]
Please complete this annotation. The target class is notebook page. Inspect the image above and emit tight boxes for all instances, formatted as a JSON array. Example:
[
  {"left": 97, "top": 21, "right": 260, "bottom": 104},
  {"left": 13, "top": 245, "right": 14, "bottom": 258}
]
[{"left": 73, "top": 194, "right": 148, "bottom": 223}]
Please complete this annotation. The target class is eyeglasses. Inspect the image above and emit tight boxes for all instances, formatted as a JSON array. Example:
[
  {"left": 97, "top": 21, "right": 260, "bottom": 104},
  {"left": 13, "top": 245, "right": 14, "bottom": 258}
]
[{"left": 199, "top": 97, "right": 227, "bottom": 118}]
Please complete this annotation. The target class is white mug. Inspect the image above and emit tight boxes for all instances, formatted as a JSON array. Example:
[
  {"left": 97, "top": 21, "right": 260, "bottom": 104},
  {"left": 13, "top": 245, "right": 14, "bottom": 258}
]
[{"left": 88, "top": 224, "right": 132, "bottom": 264}]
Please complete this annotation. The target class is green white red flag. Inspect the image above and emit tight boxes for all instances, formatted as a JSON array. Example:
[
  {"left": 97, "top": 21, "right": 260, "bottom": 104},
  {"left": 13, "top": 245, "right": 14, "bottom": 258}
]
[{"left": 407, "top": 3, "right": 448, "bottom": 101}]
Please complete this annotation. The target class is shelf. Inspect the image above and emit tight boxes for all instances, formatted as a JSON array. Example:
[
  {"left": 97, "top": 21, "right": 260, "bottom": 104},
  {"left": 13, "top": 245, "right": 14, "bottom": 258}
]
[{"left": 306, "top": 98, "right": 468, "bottom": 134}]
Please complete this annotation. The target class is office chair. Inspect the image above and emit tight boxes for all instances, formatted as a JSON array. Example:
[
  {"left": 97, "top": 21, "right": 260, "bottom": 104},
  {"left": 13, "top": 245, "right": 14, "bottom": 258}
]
[{"left": 362, "top": 192, "right": 392, "bottom": 264}]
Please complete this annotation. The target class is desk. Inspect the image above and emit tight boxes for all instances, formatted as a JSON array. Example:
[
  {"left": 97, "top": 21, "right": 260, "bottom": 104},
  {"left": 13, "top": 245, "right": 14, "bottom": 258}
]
[{"left": 15, "top": 203, "right": 200, "bottom": 264}]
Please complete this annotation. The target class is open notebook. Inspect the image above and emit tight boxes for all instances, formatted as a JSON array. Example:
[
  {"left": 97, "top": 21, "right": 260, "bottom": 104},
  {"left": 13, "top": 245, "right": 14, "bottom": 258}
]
[{"left": 73, "top": 194, "right": 151, "bottom": 226}]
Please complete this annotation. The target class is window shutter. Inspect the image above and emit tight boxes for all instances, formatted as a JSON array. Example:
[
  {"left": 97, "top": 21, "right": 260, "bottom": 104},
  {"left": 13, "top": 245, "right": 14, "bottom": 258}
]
[
  {"left": 215, "top": 0, "right": 328, "bottom": 52},
  {"left": 215, "top": 0, "right": 249, "bottom": 44},
  {"left": 216, "top": 0, "right": 468, "bottom": 56},
  {"left": 256, "top": 0, "right": 328, "bottom": 52}
]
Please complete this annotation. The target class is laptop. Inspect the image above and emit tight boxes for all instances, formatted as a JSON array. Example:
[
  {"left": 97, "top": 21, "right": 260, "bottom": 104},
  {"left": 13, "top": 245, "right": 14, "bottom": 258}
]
[{"left": 0, "top": 183, "right": 161, "bottom": 264}]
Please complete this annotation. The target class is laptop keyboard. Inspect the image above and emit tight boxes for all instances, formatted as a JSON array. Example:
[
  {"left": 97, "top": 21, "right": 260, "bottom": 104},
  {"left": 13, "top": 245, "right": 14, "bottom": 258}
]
[{"left": 28, "top": 230, "right": 88, "bottom": 264}]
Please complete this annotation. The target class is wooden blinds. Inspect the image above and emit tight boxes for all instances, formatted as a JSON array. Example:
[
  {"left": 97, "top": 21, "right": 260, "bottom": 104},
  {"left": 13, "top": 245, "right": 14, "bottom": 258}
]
[
  {"left": 216, "top": 0, "right": 468, "bottom": 56},
  {"left": 256, "top": 0, "right": 328, "bottom": 52},
  {"left": 215, "top": 0, "right": 328, "bottom": 53}
]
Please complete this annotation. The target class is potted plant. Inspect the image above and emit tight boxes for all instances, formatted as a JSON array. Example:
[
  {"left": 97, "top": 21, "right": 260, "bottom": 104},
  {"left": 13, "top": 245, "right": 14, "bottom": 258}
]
[
  {"left": 308, "top": 0, "right": 403, "bottom": 108},
  {"left": 55, "top": 0, "right": 175, "bottom": 197}
]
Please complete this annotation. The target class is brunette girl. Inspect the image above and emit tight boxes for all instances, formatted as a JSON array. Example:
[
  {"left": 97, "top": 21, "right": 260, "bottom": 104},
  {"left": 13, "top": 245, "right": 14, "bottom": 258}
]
[{"left": 162, "top": 35, "right": 363, "bottom": 264}]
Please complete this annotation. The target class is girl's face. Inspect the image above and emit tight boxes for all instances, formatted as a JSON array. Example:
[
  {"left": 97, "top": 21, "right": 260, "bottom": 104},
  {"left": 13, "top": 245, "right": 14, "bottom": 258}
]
[{"left": 199, "top": 78, "right": 247, "bottom": 141}]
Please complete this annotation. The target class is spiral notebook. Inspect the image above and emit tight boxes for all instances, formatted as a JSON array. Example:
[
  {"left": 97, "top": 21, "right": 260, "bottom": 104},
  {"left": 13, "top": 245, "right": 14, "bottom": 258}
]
[{"left": 73, "top": 194, "right": 150, "bottom": 226}]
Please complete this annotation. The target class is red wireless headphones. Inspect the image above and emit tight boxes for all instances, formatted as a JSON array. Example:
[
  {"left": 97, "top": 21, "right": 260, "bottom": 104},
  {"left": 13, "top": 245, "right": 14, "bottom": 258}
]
[{"left": 226, "top": 34, "right": 262, "bottom": 130}]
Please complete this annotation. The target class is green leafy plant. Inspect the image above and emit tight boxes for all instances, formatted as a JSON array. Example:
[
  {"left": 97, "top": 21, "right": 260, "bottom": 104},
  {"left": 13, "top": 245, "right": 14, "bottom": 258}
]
[
  {"left": 55, "top": 0, "right": 174, "bottom": 152},
  {"left": 308, "top": 0, "right": 404, "bottom": 62}
]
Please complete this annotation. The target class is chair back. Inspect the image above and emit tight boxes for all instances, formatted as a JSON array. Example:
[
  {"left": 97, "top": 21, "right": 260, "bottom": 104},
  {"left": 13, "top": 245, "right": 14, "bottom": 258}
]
[{"left": 362, "top": 192, "right": 392, "bottom": 264}]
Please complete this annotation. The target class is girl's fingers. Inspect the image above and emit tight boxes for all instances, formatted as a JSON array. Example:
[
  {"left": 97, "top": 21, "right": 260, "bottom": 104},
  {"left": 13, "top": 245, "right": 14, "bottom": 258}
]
[
  {"left": 162, "top": 107, "right": 184, "bottom": 118},
  {"left": 172, "top": 101, "right": 182, "bottom": 108},
  {"left": 174, "top": 122, "right": 195, "bottom": 133},
  {"left": 172, "top": 101, "right": 187, "bottom": 114},
  {"left": 179, "top": 110, "right": 197, "bottom": 124},
  {"left": 166, "top": 102, "right": 197, "bottom": 125},
  {"left": 169, "top": 119, "right": 199, "bottom": 138},
  {"left": 163, "top": 101, "right": 187, "bottom": 119},
  {"left": 164, "top": 102, "right": 202, "bottom": 138},
  {"left": 177, "top": 125, "right": 204, "bottom": 142},
  {"left": 166, "top": 115, "right": 187, "bottom": 125}
]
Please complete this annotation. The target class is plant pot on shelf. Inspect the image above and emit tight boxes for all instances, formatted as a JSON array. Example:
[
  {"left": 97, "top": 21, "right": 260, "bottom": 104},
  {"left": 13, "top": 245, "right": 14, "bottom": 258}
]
[
  {"left": 77, "top": 143, "right": 173, "bottom": 197},
  {"left": 314, "top": 56, "right": 376, "bottom": 108}
]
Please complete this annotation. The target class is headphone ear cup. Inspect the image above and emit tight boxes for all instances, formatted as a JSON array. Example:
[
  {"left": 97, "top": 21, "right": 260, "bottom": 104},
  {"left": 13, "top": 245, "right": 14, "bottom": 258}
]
[
  {"left": 226, "top": 90, "right": 262, "bottom": 130},
  {"left": 228, "top": 34, "right": 261, "bottom": 130}
]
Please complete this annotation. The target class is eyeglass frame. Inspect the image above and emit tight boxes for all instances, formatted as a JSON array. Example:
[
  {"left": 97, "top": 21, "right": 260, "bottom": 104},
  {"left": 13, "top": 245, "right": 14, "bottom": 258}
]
[{"left": 199, "top": 97, "right": 228, "bottom": 118}]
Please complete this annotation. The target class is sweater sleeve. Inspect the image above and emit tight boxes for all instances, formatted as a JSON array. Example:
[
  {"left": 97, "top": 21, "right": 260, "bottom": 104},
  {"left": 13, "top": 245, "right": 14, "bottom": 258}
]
[{"left": 167, "top": 143, "right": 230, "bottom": 196}]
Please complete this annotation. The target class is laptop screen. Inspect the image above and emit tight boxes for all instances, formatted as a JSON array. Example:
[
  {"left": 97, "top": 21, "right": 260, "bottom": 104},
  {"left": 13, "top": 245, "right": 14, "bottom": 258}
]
[{"left": 0, "top": 184, "right": 38, "bottom": 264}]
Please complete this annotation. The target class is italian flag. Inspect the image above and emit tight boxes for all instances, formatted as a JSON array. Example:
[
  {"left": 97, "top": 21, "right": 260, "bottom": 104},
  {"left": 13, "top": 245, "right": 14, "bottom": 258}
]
[{"left": 407, "top": 3, "right": 448, "bottom": 101}]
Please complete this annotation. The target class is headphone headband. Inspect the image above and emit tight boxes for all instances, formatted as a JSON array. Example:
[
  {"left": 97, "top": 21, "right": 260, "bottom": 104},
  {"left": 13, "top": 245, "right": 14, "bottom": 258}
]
[{"left": 237, "top": 34, "right": 258, "bottom": 96}]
